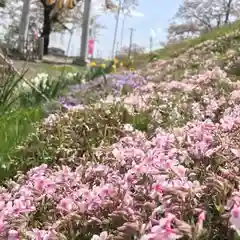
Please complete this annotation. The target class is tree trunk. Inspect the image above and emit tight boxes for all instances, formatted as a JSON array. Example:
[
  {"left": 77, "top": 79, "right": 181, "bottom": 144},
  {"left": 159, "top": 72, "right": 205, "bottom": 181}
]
[
  {"left": 224, "top": 0, "right": 233, "bottom": 24},
  {"left": 41, "top": 7, "right": 52, "bottom": 55}
]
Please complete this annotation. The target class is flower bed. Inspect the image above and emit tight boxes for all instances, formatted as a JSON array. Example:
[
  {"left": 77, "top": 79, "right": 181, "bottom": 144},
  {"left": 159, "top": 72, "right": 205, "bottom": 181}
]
[{"left": 3, "top": 29, "right": 240, "bottom": 240}]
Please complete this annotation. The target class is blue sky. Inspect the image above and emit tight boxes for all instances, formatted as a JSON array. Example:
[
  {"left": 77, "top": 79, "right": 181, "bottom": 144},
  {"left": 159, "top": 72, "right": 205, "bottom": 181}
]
[{"left": 50, "top": 0, "right": 183, "bottom": 58}]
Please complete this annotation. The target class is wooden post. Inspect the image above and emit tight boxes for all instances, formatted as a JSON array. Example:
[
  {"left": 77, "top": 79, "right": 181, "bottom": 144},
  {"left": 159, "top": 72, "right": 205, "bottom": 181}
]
[{"left": 38, "top": 37, "right": 44, "bottom": 60}]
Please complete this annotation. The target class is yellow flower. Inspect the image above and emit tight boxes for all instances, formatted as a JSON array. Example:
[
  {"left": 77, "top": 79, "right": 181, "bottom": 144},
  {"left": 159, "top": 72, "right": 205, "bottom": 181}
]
[
  {"left": 57, "top": 0, "right": 63, "bottom": 8},
  {"left": 129, "top": 67, "right": 135, "bottom": 71},
  {"left": 120, "top": 62, "right": 123, "bottom": 67},
  {"left": 90, "top": 61, "right": 96, "bottom": 67},
  {"left": 111, "top": 64, "right": 116, "bottom": 72},
  {"left": 67, "top": 0, "right": 74, "bottom": 9},
  {"left": 113, "top": 57, "right": 118, "bottom": 64},
  {"left": 100, "top": 63, "right": 106, "bottom": 69}
]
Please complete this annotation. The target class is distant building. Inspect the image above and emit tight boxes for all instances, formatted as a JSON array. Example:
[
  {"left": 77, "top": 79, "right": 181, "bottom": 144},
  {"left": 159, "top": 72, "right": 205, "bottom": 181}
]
[{"left": 48, "top": 47, "right": 65, "bottom": 56}]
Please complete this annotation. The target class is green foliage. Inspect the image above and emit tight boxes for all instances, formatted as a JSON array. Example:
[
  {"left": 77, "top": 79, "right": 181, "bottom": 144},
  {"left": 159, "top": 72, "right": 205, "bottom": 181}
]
[
  {"left": 81, "top": 61, "right": 115, "bottom": 82},
  {"left": 19, "top": 76, "right": 68, "bottom": 107},
  {"left": 128, "top": 111, "right": 152, "bottom": 132},
  {"left": 0, "top": 66, "right": 83, "bottom": 181},
  {"left": 0, "top": 0, "right": 5, "bottom": 8},
  {"left": 7, "top": 102, "right": 158, "bottom": 180},
  {"left": 0, "top": 68, "right": 26, "bottom": 113},
  {"left": 84, "top": 66, "right": 107, "bottom": 81},
  {"left": 51, "top": 65, "right": 80, "bottom": 73},
  {"left": 0, "top": 107, "right": 43, "bottom": 180},
  {"left": 10, "top": 104, "right": 126, "bottom": 177}
]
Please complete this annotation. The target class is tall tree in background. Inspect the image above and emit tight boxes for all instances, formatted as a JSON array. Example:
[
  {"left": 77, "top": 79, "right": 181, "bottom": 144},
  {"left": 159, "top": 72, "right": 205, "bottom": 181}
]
[
  {"left": 40, "top": 0, "right": 82, "bottom": 54},
  {"left": 1, "top": 0, "right": 83, "bottom": 51},
  {"left": 30, "top": 0, "right": 121, "bottom": 54},
  {"left": 224, "top": 0, "right": 234, "bottom": 23},
  {"left": 1, "top": 0, "right": 137, "bottom": 54},
  {"left": 118, "top": 43, "right": 145, "bottom": 56},
  {"left": 37, "top": 0, "right": 138, "bottom": 54},
  {"left": 167, "top": 0, "right": 240, "bottom": 43},
  {"left": 0, "top": 0, "right": 5, "bottom": 7}
]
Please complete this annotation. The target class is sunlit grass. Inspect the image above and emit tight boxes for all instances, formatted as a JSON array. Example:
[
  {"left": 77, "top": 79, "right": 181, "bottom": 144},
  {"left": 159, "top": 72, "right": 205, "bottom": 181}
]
[{"left": 0, "top": 107, "right": 43, "bottom": 178}]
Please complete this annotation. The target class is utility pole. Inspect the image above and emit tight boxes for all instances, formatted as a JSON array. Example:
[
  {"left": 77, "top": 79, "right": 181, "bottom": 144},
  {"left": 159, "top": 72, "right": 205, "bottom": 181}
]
[
  {"left": 111, "top": 0, "right": 123, "bottom": 59},
  {"left": 115, "top": 41, "right": 119, "bottom": 56},
  {"left": 18, "top": 0, "right": 31, "bottom": 54},
  {"left": 128, "top": 27, "right": 134, "bottom": 60},
  {"left": 150, "top": 36, "right": 153, "bottom": 53},
  {"left": 76, "top": 0, "right": 92, "bottom": 66},
  {"left": 120, "top": 14, "right": 126, "bottom": 50}
]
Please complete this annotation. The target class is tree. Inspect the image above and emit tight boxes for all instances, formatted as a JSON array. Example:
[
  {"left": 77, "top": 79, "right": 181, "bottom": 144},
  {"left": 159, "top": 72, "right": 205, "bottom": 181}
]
[
  {"left": 1, "top": 0, "right": 113, "bottom": 54},
  {"left": 39, "top": 0, "right": 83, "bottom": 55},
  {"left": 117, "top": 43, "right": 145, "bottom": 56},
  {"left": 167, "top": 22, "right": 202, "bottom": 43},
  {"left": 169, "top": 0, "right": 240, "bottom": 40},
  {"left": 40, "top": 0, "right": 136, "bottom": 54},
  {"left": 31, "top": 0, "right": 128, "bottom": 54},
  {"left": 37, "top": 0, "right": 139, "bottom": 54},
  {"left": 1, "top": 0, "right": 137, "bottom": 54},
  {"left": 223, "top": 0, "right": 234, "bottom": 23},
  {"left": 1, "top": 0, "right": 44, "bottom": 49},
  {"left": 0, "top": 0, "right": 5, "bottom": 7}
]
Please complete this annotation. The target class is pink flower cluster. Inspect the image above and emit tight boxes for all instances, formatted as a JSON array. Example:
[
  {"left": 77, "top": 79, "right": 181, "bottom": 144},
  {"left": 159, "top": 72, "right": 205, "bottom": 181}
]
[
  {"left": 2, "top": 112, "right": 240, "bottom": 239},
  {"left": 6, "top": 30, "right": 240, "bottom": 238},
  {"left": 23, "top": 60, "right": 240, "bottom": 239},
  {"left": 0, "top": 125, "right": 202, "bottom": 239}
]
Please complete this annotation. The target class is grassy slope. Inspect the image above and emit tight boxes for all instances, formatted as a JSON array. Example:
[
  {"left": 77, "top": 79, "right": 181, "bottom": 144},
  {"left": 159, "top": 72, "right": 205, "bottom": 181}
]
[
  {"left": 129, "top": 20, "right": 240, "bottom": 67},
  {"left": 124, "top": 21, "right": 240, "bottom": 68},
  {"left": 127, "top": 20, "right": 240, "bottom": 72},
  {"left": 153, "top": 20, "right": 240, "bottom": 59}
]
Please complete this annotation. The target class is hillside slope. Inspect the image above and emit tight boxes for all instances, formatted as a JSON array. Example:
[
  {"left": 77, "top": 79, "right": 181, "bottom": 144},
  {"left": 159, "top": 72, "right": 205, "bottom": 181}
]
[
  {"left": 155, "top": 20, "right": 240, "bottom": 59},
  {"left": 142, "top": 22, "right": 240, "bottom": 84},
  {"left": 3, "top": 20, "right": 240, "bottom": 240}
]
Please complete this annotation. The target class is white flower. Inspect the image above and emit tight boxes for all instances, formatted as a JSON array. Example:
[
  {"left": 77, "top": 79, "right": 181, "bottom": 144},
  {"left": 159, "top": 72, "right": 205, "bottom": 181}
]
[
  {"left": 123, "top": 124, "right": 134, "bottom": 132},
  {"left": 91, "top": 231, "right": 108, "bottom": 240},
  {"left": 20, "top": 72, "right": 49, "bottom": 91},
  {"left": 230, "top": 205, "right": 240, "bottom": 234}
]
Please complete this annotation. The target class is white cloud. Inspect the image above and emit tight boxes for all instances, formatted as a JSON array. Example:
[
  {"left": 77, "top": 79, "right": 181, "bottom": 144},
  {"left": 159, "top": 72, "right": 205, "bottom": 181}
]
[
  {"left": 150, "top": 28, "right": 156, "bottom": 38},
  {"left": 129, "top": 9, "right": 144, "bottom": 17}
]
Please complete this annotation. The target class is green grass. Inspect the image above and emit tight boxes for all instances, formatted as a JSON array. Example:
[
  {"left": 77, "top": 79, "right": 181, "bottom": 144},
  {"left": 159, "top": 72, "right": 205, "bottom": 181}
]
[
  {"left": 13, "top": 60, "right": 84, "bottom": 79},
  {"left": 0, "top": 62, "right": 85, "bottom": 165},
  {"left": 0, "top": 107, "right": 44, "bottom": 180},
  {"left": 44, "top": 64, "right": 83, "bottom": 74},
  {"left": 0, "top": 107, "right": 43, "bottom": 160},
  {"left": 0, "top": 63, "right": 100, "bottom": 181},
  {"left": 129, "top": 20, "right": 240, "bottom": 64},
  {"left": 119, "top": 20, "right": 240, "bottom": 66}
]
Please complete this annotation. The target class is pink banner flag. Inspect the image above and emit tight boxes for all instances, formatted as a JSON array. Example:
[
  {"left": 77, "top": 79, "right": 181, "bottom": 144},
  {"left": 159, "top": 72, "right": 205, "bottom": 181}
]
[{"left": 88, "top": 39, "right": 94, "bottom": 55}]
